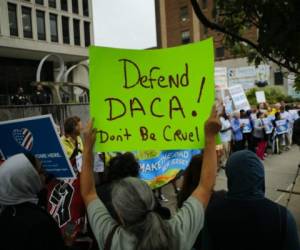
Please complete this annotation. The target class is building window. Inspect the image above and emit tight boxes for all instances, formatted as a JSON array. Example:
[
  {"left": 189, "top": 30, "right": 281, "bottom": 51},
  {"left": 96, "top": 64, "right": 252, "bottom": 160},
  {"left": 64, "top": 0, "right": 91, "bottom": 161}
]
[
  {"left": 48, "top": 0, "right": 56, "bottom": 8},
  {"left": 216, "top": 47, "right": 225, "bottom": 58},
  {"left": 62, "top": 16, "right": 70, "bottom": 44},
  {"left": 202, "top": 0, "right": 208, "bottom": 9},
  {"left": 36, "top": 10, "right": 46, "bottom": 40},
  {"left": 73, "top": 19, "right": 80, "bottom": 45},
  {"left": 35, "top": 0, "right": 44, "bottom": 5},
  {"left": 61, "top": 0, "right": 68, "bottom": 11},
  {"left": 72, "top": 0, "right": 78, "bottom": 14},
  {"left": 84, "top": 21, "right": 90, "bottom": 47},
  {"left": 8, "top": 3, "right": 18, "bottom": 36},
  {"left": 22, "top": 7, "right": 33, "bottom": 38},
  {"left": 50, "top": 14, "right": 58, "bottom": 42},
  {"left": 82, "top": 0, "right": 89, "bottom": 16},
  {"left": 274, "top": 72, "right": 284, "bottom": 85},
  {"left": 180, "top": 6, "right": 189, "bottom": 22},
  {"left": 181, "top": 30, "right": 190, "bottom": 44}
]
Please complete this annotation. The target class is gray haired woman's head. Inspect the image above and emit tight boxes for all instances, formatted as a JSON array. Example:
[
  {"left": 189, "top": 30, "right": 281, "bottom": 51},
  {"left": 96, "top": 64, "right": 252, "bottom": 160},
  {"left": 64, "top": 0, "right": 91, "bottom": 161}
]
[{"left": 112, "top": 177, "right": 172, "bottom": 250}]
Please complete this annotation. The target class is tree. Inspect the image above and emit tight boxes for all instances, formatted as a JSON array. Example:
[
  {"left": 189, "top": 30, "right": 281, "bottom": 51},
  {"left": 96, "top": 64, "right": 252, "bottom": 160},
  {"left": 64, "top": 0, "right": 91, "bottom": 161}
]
[{"left": 190, "top": 0, "right": 300, "bottom": 90}]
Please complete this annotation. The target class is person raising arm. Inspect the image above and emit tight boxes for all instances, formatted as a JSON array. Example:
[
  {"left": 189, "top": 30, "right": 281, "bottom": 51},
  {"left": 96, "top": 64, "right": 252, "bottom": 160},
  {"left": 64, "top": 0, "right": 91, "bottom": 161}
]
[
  {"left": 192, "top": 106, "right": 221, "bottom": 208},
  {"left": 80, "top": 120, "right": 97, "bottom": 206}
]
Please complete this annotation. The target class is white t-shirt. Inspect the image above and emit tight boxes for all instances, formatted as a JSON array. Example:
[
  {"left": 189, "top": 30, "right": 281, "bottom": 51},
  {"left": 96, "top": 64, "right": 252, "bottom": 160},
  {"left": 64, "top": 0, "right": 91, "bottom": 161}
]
[{"left": 220, "top": 117, "right": 232, "bottom": 143}]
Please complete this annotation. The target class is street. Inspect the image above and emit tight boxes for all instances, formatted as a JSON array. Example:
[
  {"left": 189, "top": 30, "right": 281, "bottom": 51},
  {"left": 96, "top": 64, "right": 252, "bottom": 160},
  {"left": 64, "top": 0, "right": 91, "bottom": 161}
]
[{"left": 160, "top": 146, "right": 300, "bottom": 235}]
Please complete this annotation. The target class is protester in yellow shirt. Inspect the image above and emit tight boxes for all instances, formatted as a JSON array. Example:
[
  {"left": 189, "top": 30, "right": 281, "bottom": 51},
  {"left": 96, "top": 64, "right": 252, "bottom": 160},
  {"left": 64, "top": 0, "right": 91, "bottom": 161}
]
[{"left": 61, "top": 116, "right": 83, "bottom": 160}]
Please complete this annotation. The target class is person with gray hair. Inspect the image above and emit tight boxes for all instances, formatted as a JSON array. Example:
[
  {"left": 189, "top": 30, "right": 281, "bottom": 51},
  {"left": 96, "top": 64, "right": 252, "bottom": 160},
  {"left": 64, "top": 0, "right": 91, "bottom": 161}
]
[{"left": 80, "top": 106, "right": 221, "bottom": 250}]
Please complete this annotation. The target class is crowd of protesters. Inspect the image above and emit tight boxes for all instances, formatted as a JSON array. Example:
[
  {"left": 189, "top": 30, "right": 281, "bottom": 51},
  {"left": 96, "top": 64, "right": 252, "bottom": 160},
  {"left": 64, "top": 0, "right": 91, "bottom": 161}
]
[
  {"left": 219, "top": 102, "right": 300, "bottom": 163},
  {"left": 0, "top": 105, "right": 300, "bottom": 250}
]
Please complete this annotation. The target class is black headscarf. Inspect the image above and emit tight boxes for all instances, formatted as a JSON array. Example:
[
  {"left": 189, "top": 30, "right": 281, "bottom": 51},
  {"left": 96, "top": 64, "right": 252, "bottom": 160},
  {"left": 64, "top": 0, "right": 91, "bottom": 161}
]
[{"left": 225, "top": 150, "right": 265, "bottom": 200}]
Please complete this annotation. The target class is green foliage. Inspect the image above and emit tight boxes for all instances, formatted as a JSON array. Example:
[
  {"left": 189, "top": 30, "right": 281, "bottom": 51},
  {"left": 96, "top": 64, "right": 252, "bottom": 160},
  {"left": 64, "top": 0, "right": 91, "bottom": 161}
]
[
  {"left": 246, "top": 86, "right": 294, "bottom": 105},
  {"left": 212, "top": 0, "right": 300, "bottom": 89},
  {"left": 295, "top": 75, "right": 300, "bottom": 91}
]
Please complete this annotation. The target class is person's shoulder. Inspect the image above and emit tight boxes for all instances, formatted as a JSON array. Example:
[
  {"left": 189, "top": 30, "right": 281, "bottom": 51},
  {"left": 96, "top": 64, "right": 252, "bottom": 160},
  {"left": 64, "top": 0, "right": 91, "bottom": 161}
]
[
  {"left": 206, "top": 191, "right": 227, "bottom": 210},
  {"left": 13, "top": 203, "right": 56, "bottom": 226},
  {"left": 77, "top": 136, "right": 83, "bottom": 146},
  {"left": 60, "top": 135, "right": 67, "bottom": 141}
]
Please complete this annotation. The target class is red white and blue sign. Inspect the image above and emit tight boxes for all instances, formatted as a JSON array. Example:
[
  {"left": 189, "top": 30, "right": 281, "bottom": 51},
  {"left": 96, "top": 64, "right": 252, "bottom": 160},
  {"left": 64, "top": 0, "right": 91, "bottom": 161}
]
[{"left": 0, "top": 115, "right": 75, "bottom": 179}]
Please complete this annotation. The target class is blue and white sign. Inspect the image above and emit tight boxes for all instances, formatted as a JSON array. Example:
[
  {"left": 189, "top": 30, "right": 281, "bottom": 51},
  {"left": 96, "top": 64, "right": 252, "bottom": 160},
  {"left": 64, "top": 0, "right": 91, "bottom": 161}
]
[
  {"left": 228, "top": 85, "right": 251, "bottom": 111},
  {"left": 263, "top": 118, "right": 273, "bottom": 134},
  {"left": 240, "top": 118, "right": 252, "bottom": 133},
  {"left": 137, "top": 150, "right": 200, "bottom": 188},
  {"left": 275, "top": 120, "right": 289, "bottom": 135},
  {"left": 0, "top": 115, "right": 75, "bottom": 179}
]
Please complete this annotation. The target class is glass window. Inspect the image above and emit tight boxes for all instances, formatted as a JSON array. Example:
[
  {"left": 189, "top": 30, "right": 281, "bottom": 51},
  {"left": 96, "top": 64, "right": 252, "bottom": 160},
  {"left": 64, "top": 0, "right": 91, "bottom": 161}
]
[
  {"left": 8, "top": 3, "right": 18, "bottom": 36},
  {"left": 181, "top": 30, "right": 190, "bottom": 44},
  {"left": 72, "top": 0, "right": 78, "bottom": 14},
  {"left": 35, "top": 0, "right": 44, "bottom": 5},
  {"left": 82, "top": 0, "right": 89, "bottom": 16},
  {"left": 216, "top": 47, "right": 225, "bottom": 58},
  {"left": 274, "top": 72, "right": 284, "bottom": 85},
  {"left": 84, "top": 21, "right": 90, "bottom": 47},
  {"left": 49, "top": 14, "right": 58, "bottom": 42},
  {"left": 62, "top": 16, "right": 70, "bottom": 44},
  {"left": 180, "top": 6, "right": 188, "bottom": 22},
  {"left": 36, "top": 10, "right": 46, "bottom": 40},
  {"left": 61, "top": 0, "right": 68, "bottom": 11},
  {"left": 48, "top": 0, "right": 56, "bottom": 8},
  {"left": 73, "top": 19, "right": 80, "bottom": 45},
  {"left": 22, "top": 7, "right": 33, "bottom": 38}
]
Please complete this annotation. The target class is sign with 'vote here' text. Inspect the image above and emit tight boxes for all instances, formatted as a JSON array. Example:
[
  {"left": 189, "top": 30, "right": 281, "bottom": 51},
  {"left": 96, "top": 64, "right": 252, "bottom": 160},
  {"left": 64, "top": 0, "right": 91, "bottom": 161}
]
[{"left": 89, "top": 39, "right": 214, "bottom": 152}]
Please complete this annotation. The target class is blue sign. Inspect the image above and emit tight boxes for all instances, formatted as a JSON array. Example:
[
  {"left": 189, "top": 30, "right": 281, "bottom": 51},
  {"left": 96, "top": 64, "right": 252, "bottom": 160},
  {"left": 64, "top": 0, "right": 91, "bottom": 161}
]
[
  {"left": 240, "top": 119, "right": 252, "bottom": 133},
  {"left": 275, "top": 120, "right": 289, "bottom": 135},
  {"left": 263, "top": 118, "right": 274, "bottom": 134},
  {"left": 0, "top": 115, "right": 75, "bottom": 179},
  {"left": 137, "top": 149, "right": 200, "bottom": 188}
]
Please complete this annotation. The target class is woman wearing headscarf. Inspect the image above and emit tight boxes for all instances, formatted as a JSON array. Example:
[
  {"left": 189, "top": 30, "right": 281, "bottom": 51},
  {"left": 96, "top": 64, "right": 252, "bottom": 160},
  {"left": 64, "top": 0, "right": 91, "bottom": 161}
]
[
  {"left": 0, "top": 153, "right": 65, "bottom": 250},
  {"left": 203, "top": 150, "right": 300, "bottom": 250}
]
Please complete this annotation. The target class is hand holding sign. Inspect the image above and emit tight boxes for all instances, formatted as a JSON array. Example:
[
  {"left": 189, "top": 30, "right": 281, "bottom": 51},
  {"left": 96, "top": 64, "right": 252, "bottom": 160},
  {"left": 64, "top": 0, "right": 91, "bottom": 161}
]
[
  {"left": 82, "top": 119, "right": 96, "bottom": 151},
  {"left": 205, "top": 105, "right": 221, "bottom": 138}
]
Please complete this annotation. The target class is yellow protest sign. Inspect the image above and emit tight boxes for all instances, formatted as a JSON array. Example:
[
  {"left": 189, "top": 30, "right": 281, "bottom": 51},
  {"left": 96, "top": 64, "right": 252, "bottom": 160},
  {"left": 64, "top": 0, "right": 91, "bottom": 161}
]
[{"left": 90, "top": 39, "right": 214, "bottom": 152}]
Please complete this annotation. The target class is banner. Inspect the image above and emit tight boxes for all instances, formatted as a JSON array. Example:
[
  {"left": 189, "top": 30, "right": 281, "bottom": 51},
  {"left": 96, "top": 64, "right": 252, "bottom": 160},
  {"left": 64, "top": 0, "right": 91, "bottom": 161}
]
[
  {"left": 240, "top": 118, "right": 252, "bottom": 133},
  {"left": 228, "top": 65, "right": 270, "bottom": 90},
  {"left": 136, "top": 150, "right": 200, "bottom": 189},
  {"left": 228, "top": 85, "right": 251, "bottom": 111},
  {"left": 263, "top": 118, "right": 274, "bottom": 134},
  {"left": 0, "top": 115, "right": 75, "bottom": 179},
  {"left": 275, "top": 120, "right": 288, "bottom": 135},
  {"left": 90, "top": 39, "right": 215, "bottom": 152},
  {"left": 255, "top": 91, "right": 266, "bottom": 103}
]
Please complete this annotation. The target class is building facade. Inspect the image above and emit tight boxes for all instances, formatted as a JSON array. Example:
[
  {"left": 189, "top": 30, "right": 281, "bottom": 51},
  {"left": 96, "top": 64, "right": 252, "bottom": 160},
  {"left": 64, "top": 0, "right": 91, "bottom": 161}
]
[
  {"left": 156, "top": 0, "right": 295, "bottom": 95},
  {"left": 0, "top": 0, "right": 93, "bottom": 104}
]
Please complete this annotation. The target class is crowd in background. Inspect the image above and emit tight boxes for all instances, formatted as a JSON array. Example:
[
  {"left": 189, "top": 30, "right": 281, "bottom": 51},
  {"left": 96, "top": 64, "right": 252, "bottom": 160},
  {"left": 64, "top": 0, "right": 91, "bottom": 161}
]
[
  {"left": 219, "top": 102, "right": 300, "bottom": 164},
  {"left": 0, "top": 104, "right": 300, "bottom": 250}
]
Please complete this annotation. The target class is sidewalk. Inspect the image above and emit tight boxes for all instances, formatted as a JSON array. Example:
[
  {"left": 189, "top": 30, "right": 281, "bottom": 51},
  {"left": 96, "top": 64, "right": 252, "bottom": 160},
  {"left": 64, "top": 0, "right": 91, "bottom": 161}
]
[{"left": 277, "top": 175, "right": 300, "bottom": 236}]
